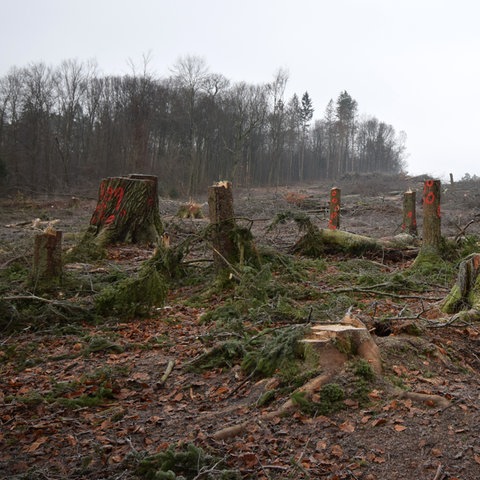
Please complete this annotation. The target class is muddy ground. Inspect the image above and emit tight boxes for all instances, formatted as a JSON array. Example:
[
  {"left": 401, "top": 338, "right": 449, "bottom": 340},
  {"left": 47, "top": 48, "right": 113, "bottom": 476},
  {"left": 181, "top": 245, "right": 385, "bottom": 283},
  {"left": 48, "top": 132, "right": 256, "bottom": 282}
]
[{"left": 1, "top": 174, "right": 480, "bottom": 479}]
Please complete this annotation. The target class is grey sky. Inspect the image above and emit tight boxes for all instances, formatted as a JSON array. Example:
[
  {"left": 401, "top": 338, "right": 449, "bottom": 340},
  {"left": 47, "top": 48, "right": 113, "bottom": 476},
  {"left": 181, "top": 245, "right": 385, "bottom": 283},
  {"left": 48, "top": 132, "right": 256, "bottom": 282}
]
[{"left": 2, "top": 0, "right": 480, "bottom": 180}]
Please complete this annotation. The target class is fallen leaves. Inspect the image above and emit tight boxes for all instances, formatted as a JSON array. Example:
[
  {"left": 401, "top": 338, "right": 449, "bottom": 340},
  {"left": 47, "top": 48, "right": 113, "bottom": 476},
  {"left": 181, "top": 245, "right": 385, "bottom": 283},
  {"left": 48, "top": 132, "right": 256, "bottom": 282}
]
[
  {"left": 24, "top": 436, "right": 48, "bottom": 453},
  {"left": 339, "top": 420, "right": 356, "bottom": 433}
]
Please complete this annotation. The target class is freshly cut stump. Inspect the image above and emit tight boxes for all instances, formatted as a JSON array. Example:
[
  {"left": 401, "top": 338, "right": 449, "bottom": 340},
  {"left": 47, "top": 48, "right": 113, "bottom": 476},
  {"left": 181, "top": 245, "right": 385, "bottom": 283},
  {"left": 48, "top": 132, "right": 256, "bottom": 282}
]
[
  {"left": 208, "top": 181, "right": 240, "bottom": 272},
  {"left": 88, "top": 174, "right": 162, "bottom": 246},
  {"left": 302, "top": 314, "right": 382, "bottom": 375}
]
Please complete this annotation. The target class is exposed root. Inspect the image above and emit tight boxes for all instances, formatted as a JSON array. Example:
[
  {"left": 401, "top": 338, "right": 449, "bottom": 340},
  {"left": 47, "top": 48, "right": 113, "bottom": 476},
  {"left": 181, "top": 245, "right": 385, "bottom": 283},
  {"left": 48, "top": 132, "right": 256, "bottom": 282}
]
[{"left": 394, "top": 389, "right": 450, "bottom": 409}]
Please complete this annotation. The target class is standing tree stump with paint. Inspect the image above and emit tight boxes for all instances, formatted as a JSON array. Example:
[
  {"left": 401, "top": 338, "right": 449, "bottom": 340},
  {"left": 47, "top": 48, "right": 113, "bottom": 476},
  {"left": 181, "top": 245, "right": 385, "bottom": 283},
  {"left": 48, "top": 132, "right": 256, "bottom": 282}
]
[
  {"left": 402, "top": 190, "right": 417, "bottom": 236},
  {"left": 414, "top": 179, "right": 442, "bottom": 266},
  {"left": 88, "top": 174, "right": 163, "bottom": 246},
  {"left": 328, "top": 187, "right": 341, "bottom": 230},
  {"left": 422, "top": 179, "right": 442, "bottom": 250}
]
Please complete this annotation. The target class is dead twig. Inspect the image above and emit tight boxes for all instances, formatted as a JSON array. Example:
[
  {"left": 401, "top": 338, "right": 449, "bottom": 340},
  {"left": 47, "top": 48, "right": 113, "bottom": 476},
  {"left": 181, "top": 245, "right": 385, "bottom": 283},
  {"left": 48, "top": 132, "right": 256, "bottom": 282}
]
[
  {"left": 1, "top": 255, "right": 28, "bottom": 269},
  {"left": 426, "top": 311, "right": 479, "bottom": 328},
  {"left": 225, "top": 370, "right": 256, "bottom": 399},
  {"left": 1, "top": 294, "right": 86, "bottom": 311},
  {"left": 454, "top": 219, "right": 475, "bottom": 242},
  {"left": 158, "top": 359, "right": 175, "bottom": 386},
  {"left": 432, "top": 463, "right": 443, "bottom": 480}
]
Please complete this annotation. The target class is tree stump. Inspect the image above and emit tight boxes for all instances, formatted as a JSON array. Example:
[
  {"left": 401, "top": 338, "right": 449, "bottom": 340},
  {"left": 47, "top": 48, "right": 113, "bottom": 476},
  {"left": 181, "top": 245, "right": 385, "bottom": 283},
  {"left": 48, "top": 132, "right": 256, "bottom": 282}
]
[
  {"left": 32, "top": 228, "right": 63, "bottom": 283},
  {"left": 301, "top": 312, "right": 382, "bottom": 375},
  {"left": 208, "top": 181, "right": 240, "bottom": 272},
  {"left": 328, "top": 187, "right": 341, "bottom": 230},
  {"left": 89, "top": 174, "right": 163, "bottom": 245},
  {"left": 402, "top": 189, "right": 417, "bottom": 236},
  {"left": 442, "top": 253, "right": 480, "bottom": 314},
  {"left": 422, "top": 179, "right": 441, "bottom": 250}
]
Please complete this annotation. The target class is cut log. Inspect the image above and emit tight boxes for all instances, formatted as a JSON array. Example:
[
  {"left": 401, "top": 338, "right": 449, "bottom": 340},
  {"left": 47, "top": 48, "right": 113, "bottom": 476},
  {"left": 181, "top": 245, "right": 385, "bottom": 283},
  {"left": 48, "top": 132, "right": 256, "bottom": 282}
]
[
  {"left": 32, "top": 228, "right": 63, "bottom": 284},
  {"left": 88, "top": 174, "right": 163, "bottom": 246},
  {"left": 293, "top": 226, "right": 417, "bottom": 257}
]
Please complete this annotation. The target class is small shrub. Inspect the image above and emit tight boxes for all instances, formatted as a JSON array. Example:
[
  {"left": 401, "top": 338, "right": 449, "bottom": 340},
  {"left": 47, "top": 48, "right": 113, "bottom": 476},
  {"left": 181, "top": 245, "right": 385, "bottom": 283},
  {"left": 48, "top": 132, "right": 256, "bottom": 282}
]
[
  {"left": 186, "top": 340, "right": 245, "bottom": 371},
  {"left": 354, "top": 359, "right": 375, "bottom": 381},
  {"left": 242, "top": 326, "right": 307, "bottom": 378},
  {"left": 176, "top": 202, "right": 204, "bottom": 219},
  {"left": 291, "top": 383, "right": 345, "bottom": 416}
]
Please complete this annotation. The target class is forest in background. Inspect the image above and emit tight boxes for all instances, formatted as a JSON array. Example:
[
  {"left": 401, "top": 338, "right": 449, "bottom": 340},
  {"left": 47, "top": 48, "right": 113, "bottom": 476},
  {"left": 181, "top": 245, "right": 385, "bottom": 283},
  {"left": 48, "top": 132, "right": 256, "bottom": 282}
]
[{"left": 0, "top": 56, "right": 407, "bottom": 197}]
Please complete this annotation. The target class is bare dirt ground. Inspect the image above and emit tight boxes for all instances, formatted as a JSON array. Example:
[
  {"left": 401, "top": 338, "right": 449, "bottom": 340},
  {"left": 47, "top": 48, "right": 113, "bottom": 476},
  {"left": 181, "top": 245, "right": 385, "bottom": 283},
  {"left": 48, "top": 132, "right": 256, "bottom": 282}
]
[{"left": 1, "top": 174, "right": 480, "bottom": 480}]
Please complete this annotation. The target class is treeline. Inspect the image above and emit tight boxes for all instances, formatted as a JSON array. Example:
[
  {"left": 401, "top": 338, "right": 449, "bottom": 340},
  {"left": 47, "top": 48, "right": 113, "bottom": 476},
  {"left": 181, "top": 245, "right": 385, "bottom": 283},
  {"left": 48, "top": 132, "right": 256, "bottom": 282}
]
[{"left": 0, "top": 56, "right": 407, "bottom": 196}]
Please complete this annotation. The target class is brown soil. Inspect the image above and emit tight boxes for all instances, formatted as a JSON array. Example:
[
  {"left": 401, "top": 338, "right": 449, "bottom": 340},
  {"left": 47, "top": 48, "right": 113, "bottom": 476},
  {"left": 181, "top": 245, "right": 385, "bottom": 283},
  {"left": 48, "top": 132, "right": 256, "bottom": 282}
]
[{"left": 1, "top": 175, "right": 480, "bottom": 479}]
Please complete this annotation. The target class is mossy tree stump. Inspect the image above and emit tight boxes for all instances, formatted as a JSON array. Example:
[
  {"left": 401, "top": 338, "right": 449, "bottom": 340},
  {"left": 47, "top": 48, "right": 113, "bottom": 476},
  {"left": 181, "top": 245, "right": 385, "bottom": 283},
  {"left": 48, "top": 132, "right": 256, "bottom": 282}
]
[
  {"left": 328, "top": 187, "right": 341, "bottom": 230},
  {"left": 402, "top": 189, "right": 417, "bottom": 236},
  {"left": 442, "top": 253, "right": 480, "bottom": 316},
  {"left": 32, "top": 229, "right": 63, "bottom": 284},
  {"left": 208, "top": 181, "right": 240, "bottom": 272},
  {"left": 88, "top": 174, "right": 163, "bottom": 246}
]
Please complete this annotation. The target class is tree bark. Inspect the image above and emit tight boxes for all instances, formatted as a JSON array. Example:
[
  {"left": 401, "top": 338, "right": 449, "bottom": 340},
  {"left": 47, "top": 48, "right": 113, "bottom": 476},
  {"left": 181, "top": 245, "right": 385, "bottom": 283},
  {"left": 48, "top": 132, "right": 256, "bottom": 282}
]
[{"left": 88, "top": 174, "right": 162, "bottom": 245}]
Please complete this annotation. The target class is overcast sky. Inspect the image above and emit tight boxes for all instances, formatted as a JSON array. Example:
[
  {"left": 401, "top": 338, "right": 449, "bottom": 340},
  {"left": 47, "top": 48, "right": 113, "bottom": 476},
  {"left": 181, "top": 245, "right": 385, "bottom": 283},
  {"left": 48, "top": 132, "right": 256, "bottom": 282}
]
[{"left": 2, "top": 0, "right": 480, "bottom": 180}]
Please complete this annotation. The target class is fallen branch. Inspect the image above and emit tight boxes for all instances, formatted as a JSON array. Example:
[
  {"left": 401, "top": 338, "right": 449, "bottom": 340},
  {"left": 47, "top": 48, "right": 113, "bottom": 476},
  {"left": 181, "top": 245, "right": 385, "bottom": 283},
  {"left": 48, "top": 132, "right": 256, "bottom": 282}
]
[
  {"left": 426, "top": 311, "right": 479, "bottom": 328},
  {"left": 158, "top": 359, "right": 175, "bottom": 386},
  {"left": 323, "top": 286, "right": 444, "bottom": 301},
  {"left": 454, "top": 219, "right": 475, "bottom": 242},
  {"left": 1, "top": 294, "right": 86, "bottom": 310},
  {"left": 0, "top": 255, "right": 28, "bottom": 269}
]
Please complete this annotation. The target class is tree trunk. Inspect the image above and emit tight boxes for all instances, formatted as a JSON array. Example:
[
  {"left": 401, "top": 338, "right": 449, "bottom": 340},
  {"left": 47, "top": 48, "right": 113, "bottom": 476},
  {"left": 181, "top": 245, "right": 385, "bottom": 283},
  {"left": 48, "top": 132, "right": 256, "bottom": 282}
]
[
  {"left": 293, "top": 226, "right": 417, "bottom": 257},
  {"left": 328, "top": 187, "right": 341, "bottom": 230},
  {"left": 422, "top": 179, "right": 441, "bottom": 250},
  {"left": 89, "top": 174, "right": 162, "bottom": 246},
  {"left": 208, "top": 181, "right": 240, "bottom": 271},
  {"left": 32, "top": 229, "right": 63, "bottom": 283},
  {"left": 402, "top": 190, "right": 417, "bottom": 236}
]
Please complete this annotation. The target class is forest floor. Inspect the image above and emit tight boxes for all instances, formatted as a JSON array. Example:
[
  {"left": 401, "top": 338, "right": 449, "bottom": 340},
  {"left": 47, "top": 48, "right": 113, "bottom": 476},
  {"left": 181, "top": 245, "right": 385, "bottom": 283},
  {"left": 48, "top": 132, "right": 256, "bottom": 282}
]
[{"left": 1, "top": 174, "right": 480, "bottom": 479}]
